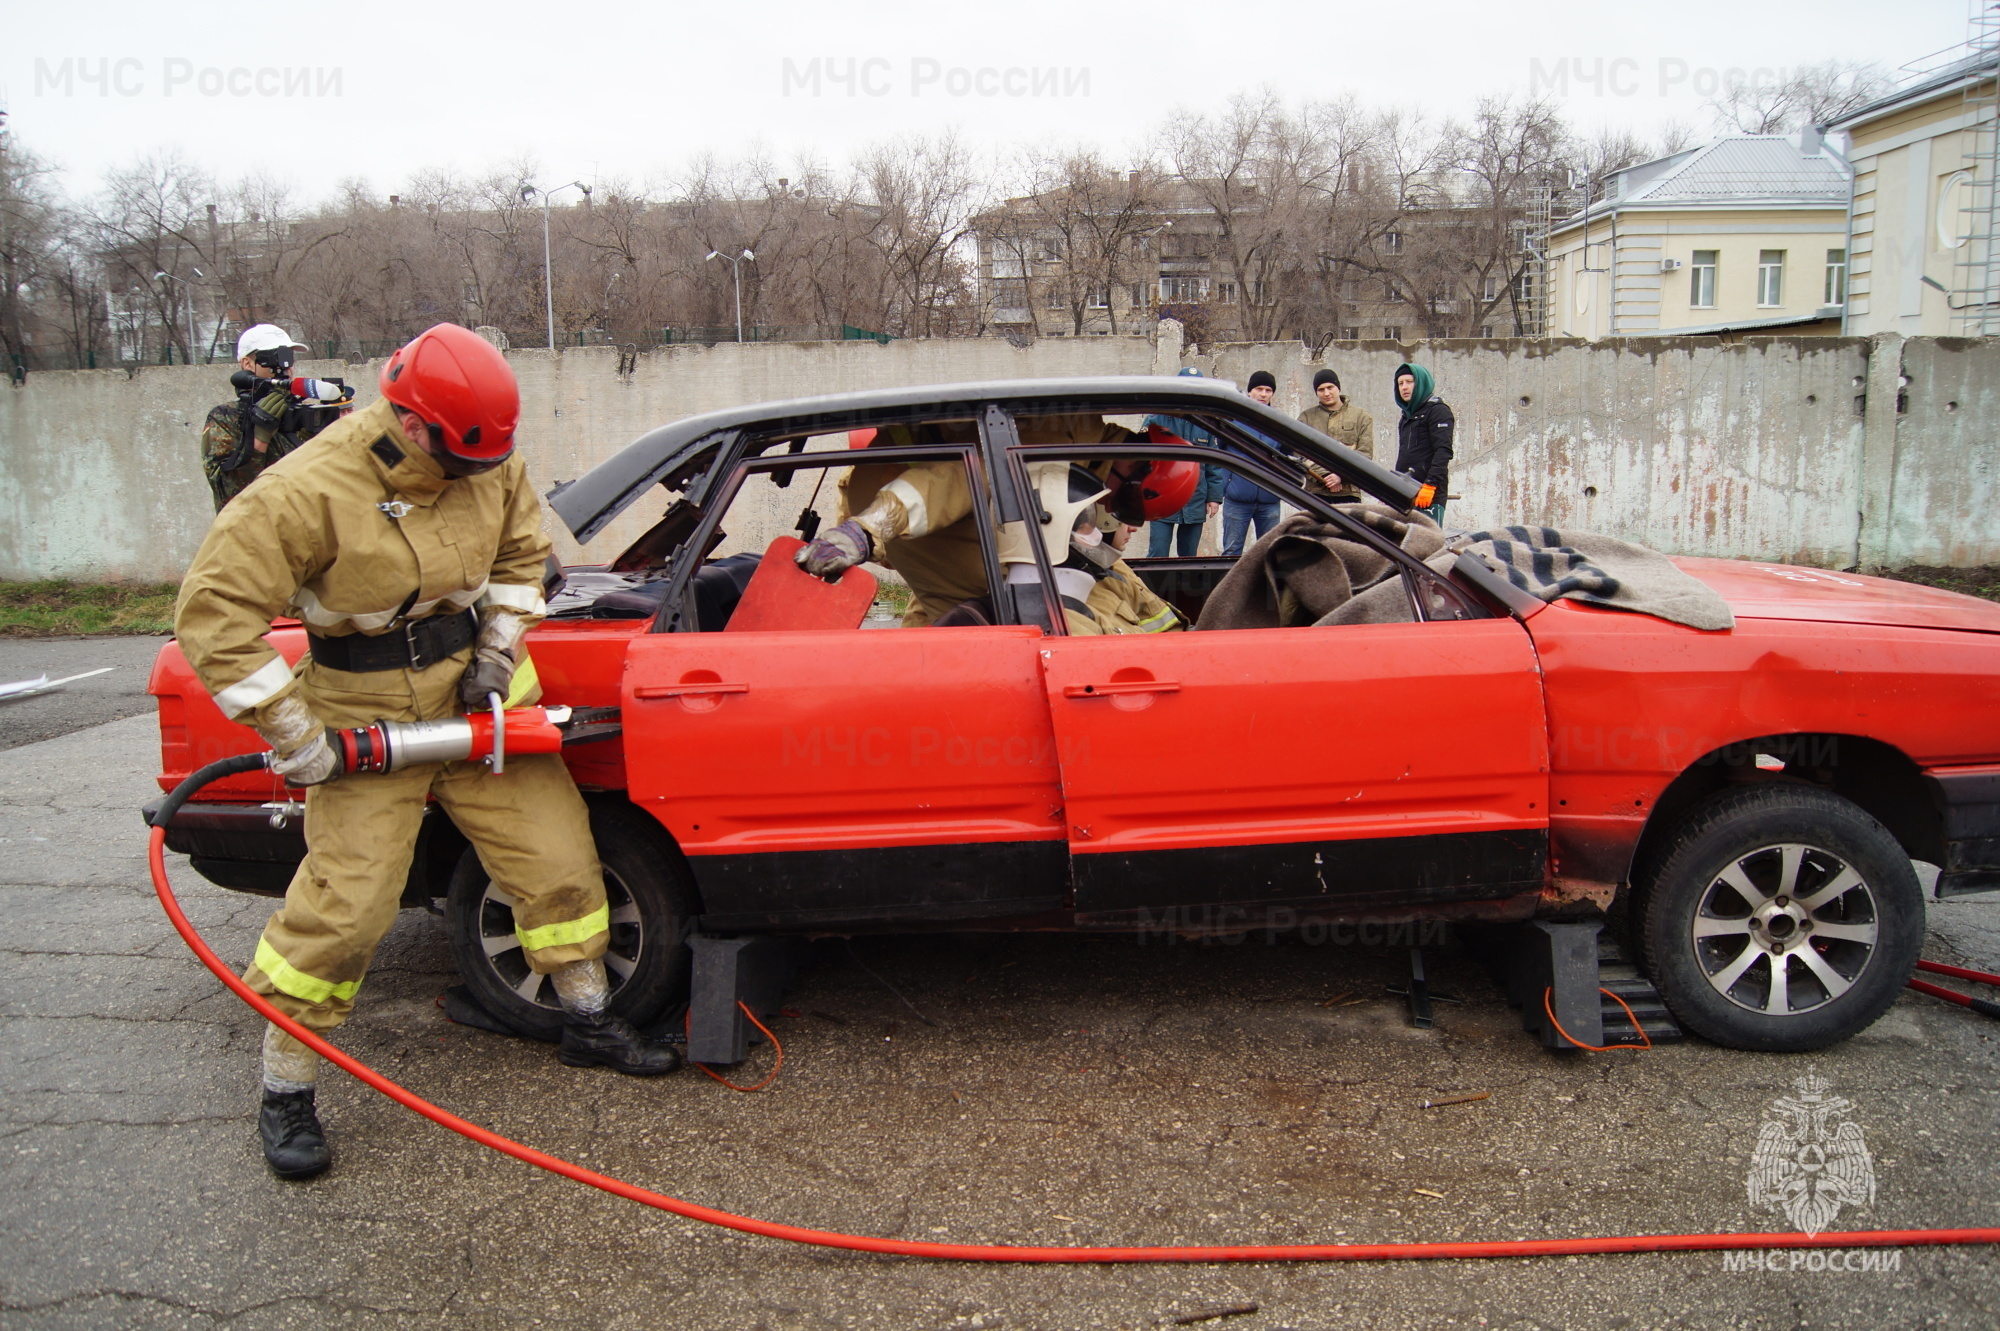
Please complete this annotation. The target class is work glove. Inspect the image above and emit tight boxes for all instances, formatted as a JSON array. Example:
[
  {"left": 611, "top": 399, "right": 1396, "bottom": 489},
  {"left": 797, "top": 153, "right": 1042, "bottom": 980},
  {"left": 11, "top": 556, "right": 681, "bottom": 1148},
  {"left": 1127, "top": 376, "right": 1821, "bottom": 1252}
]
[
  {"left": 459, "top": 609, "right": 529, "bottom": 711},
  {"left": 459, "top": 648, "right": 515, "bottom": 710},
  {"left": 271, "top": 732, "right": 340, "bottom": 787},
  {"left": 794, "top": 519, "right": 874, "bottom": 581},
  {"left": 253, "top": 692, "right": 340, "bottom": 787}
]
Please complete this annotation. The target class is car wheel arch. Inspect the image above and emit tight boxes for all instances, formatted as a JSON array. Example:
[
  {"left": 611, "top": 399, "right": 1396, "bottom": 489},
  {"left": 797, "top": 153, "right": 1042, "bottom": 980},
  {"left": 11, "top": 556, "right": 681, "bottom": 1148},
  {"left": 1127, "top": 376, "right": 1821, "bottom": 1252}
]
[
  {"left": 1624, "top": 733, "right": 1943, "bottom": 901},
  {"left": 580, "top": 792, "right": 710, "bottom": 919}
]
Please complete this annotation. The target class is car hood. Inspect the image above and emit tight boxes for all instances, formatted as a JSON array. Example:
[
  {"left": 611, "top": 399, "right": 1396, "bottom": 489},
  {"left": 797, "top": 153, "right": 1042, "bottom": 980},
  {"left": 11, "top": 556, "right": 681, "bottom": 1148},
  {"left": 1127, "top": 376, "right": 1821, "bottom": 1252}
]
[{"left": 1674, "top": 557, "right": 2000, "bottom": 633}]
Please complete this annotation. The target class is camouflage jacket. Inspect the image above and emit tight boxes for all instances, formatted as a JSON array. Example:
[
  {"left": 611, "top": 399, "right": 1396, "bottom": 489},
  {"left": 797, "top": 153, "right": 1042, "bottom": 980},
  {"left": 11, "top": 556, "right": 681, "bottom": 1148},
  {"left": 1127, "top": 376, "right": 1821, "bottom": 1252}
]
[{"left": 200, "top": 386, "right": 295, "bottom": 512}]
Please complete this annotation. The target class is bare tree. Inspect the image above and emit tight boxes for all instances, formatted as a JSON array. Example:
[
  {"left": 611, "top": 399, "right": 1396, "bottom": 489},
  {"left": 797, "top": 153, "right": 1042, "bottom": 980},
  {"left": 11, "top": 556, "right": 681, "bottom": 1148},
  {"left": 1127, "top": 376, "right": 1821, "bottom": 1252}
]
[
  {"left": 87, "top": 150, "right": 219, "bottom": 363},
  {"left": 1273, "top": 95, "right": 1392, "bottom": 350},
  {"left": 1707, "top": 59, "right": 1892, "bottom": 135},
  {"left": 0, "top": 121, "right": 77, "bottom": 372},
  {"left": 855, "top": 133, "right": 984, "bottom": 337},
  {"left": 1004, "top": 148, "right": 1166, "bottom": 335},
  {"left": 10, "top": 77, "right": 1779, "bottom": 362},
  {"left": 1307, "top": 105, "right": 1456, "bottom": 338},
  {"left": 1161, "top": 91, "right": 1323, "bottom": 341}
]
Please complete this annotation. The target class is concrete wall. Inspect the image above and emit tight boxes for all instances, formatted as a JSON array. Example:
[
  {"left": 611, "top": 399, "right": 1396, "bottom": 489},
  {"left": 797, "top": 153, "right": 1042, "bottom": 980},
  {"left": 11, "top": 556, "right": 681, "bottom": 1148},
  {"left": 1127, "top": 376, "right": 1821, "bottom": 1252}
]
[
  {"left": 0, "top": 335, "right": 1157, "bottom": 583},
  {"left": 1, "top": 328, "right": 1993, "bottom": 582},
  {"left": 1204, "top": 335, "right": 1875, "bottom": 568}
]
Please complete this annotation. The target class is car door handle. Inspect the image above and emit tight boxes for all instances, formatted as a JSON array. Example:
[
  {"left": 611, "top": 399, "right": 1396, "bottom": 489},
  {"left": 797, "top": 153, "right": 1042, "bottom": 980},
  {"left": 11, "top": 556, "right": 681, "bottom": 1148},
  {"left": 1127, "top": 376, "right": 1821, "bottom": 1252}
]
[
  {"left": 633, "top": 682, "right": 750, "bottom": 699},
  {"left": 1063, "top": 680, "right": 1181, "bottom": 698}
]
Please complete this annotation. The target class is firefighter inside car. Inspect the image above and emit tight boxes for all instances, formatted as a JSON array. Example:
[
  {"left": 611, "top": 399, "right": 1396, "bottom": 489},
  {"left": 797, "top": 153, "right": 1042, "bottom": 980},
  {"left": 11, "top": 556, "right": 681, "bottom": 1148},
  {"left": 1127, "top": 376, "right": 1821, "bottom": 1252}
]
[{"left": 794, "top": 413, "right": 1193, "bottom": 634}]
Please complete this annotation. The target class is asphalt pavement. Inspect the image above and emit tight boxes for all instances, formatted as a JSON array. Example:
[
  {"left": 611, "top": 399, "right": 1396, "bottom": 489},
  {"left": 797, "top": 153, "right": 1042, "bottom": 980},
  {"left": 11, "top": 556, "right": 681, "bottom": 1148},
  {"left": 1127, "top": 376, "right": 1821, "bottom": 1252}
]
[
  {"left": 0, "top": 636, "right": 171, "bottom": 752},
  {"left": 2, "top": 662, "right": 1998, "bottom": 1328}
]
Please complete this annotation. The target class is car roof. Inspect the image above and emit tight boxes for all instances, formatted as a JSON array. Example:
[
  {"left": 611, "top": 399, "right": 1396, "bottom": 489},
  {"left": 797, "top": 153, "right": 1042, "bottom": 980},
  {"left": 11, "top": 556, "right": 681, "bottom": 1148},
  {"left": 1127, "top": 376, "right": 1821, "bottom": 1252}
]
[{"left": 547, "top": 375, "right": 1418, "bottom": 544}]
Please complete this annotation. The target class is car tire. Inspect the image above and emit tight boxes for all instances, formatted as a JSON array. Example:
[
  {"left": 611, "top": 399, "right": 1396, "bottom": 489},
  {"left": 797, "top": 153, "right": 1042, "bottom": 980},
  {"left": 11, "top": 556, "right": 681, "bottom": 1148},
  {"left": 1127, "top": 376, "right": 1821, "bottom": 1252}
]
[
  {"left": 1636, "top": 783, "right": 1922, "bottom": 1053},
  {"left": 445, "top": 802, "right": 696, "bottom": 1041}
]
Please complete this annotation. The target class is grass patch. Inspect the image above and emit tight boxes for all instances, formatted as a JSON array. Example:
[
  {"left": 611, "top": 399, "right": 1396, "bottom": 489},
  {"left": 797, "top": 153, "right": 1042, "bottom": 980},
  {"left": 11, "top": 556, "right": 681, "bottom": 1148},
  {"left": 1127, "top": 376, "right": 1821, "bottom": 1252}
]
[
  {"left": 873, "top": 580, "right": 913, "bottom": 616},
  {"left": 1881, "top": 566, "right": 2000, "bottom": 603},
  {"left": 0, "top": 581, "right": 180, "bottom": 637}
]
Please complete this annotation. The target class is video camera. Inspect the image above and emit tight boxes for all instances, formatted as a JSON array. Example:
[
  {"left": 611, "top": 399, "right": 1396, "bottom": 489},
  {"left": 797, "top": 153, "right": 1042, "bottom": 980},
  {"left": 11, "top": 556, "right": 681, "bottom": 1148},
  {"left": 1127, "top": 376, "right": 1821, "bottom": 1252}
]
[{"left": 218, "top": 368, "right": 355, "bottom": 474}]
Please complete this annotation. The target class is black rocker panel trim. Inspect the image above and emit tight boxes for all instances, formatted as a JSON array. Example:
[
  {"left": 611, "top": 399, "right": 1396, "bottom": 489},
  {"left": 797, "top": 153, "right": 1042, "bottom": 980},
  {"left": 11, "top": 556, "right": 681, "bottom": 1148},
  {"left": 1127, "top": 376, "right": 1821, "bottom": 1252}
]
[
  {"left": 1070, "top": 828, "right": 1550, "bottom": 918},
  {"left": 142, "top": 798, "right": 465, "bottom": 907},
  {"left": 688, "top": 838, "right": 1070, "bottom": 929}
]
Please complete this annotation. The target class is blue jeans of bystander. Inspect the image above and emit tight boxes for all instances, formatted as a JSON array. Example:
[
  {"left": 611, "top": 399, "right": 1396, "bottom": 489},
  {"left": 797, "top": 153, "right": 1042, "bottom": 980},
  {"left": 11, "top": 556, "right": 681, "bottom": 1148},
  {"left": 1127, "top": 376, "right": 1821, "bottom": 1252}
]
[{"left": 1222, "top": 498, "right": 1281, "bottom": 557}]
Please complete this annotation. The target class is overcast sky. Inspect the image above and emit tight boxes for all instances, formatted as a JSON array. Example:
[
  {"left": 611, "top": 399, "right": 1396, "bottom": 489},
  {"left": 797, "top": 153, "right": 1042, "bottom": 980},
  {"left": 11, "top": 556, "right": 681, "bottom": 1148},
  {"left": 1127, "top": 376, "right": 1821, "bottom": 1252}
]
[{"left": 1, "top": 0, "right": 1973, "bottom": 200}]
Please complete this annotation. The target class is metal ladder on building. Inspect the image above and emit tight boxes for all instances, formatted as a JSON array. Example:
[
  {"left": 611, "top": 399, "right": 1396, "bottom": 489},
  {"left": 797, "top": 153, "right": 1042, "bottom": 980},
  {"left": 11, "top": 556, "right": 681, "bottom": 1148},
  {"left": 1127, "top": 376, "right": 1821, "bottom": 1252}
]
[{"left": 1951, "top": 2, "right": 2000, "bottom": 334}]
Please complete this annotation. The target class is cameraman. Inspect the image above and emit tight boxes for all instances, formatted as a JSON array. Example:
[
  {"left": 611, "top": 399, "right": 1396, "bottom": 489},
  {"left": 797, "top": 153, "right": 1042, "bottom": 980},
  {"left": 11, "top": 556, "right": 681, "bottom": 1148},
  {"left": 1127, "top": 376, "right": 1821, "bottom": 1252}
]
[{"left": 200, "top": 324, "right": 351, "bottom": 512}]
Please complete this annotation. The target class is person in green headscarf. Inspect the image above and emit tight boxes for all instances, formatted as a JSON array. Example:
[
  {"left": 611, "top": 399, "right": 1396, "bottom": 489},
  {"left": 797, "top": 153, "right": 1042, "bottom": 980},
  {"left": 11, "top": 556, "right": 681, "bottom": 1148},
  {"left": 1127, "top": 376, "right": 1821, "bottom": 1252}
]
[{"left": 1392, "top": 362, "right": 1454, "bottom": 527}]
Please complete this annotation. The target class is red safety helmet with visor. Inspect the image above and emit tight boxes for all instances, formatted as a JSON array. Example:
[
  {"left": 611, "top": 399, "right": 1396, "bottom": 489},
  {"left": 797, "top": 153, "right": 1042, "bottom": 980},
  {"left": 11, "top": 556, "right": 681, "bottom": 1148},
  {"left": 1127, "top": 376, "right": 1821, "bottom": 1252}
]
[
  {"left": 1102, "top": 423, "right": 1202, "bottom": 525},
  {"left": 378, "top": 324, "right": 520, "bottom": 463}
]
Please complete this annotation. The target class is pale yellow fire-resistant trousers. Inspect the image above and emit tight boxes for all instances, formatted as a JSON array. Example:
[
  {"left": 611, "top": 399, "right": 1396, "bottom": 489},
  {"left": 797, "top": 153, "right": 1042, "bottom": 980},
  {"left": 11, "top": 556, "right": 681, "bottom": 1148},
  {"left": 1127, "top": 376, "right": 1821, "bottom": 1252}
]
[{"left": 246, "top": 751, "right": 607, "bottom": 1051}]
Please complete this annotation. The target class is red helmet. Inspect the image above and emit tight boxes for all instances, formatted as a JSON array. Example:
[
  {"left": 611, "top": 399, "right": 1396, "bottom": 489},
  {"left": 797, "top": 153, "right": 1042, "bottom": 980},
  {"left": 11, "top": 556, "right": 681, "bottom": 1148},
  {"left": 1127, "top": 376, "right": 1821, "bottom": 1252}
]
[
  {"left": 379, "top": 324, "right": 519, "bottom": 462},
  {"left": 1103, "top": 424, "right": 1202, "bottom": 524}
]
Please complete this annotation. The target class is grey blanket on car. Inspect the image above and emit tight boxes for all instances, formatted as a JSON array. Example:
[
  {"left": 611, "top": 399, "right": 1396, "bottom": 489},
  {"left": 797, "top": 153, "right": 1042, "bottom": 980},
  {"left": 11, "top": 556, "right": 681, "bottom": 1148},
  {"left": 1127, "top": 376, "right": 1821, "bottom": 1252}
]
[
  {"left": 1439, "top": 525, "right": 1734, "bottom": 631},
  {"left": 1194, "top": 506, "right": 1443, "bottom": 630}
]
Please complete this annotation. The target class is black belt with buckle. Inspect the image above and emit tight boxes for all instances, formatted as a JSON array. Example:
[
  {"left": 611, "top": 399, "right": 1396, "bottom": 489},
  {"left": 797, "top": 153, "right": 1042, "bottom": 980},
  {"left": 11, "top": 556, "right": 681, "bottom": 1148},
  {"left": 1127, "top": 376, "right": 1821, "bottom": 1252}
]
[{"left": 307, "top": 609, "right": 477, "bottom": 673}]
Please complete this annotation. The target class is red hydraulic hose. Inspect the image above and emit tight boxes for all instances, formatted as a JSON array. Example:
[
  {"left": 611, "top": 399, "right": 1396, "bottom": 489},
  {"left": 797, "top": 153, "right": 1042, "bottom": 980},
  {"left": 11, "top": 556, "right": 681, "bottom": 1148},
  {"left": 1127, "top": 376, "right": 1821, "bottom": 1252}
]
[
  {"left": 1916, "top": 958, "right": 2000, "bottom": 987},
  {"left": 150, "top": 825, "right": 2000, "bottom": 1264},
  {"left": 1908, "top": 959, "right": 2000, "bottom": 1019}
]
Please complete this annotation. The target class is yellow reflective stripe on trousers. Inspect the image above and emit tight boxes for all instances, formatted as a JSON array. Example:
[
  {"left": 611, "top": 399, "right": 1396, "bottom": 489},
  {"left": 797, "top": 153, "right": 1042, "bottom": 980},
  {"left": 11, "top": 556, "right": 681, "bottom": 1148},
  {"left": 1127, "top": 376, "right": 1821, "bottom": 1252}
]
[
  {"left": 515, "top": 903, "right": 609, "bottom": 952},
  {"left": 253, "top": 936, "right": 362, "bottom": 1004},
  {"left": 504, "top": 654, "right": 539, "bottom": 708}
]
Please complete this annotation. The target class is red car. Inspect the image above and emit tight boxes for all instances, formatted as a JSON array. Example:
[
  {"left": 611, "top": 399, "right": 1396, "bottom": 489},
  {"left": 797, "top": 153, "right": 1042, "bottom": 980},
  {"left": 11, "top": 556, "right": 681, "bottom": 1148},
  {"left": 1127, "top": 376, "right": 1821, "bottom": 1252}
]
[{"left": 147, "top": 377, "right": 2000, "bottom": 1053}]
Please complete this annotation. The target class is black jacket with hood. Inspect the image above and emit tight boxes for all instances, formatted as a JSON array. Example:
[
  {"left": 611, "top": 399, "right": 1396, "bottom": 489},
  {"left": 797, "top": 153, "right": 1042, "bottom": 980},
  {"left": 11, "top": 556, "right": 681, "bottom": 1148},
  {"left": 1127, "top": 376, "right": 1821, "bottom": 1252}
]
[{"left": 1392, "top": 362, "right": 1454, "bottom": 490}]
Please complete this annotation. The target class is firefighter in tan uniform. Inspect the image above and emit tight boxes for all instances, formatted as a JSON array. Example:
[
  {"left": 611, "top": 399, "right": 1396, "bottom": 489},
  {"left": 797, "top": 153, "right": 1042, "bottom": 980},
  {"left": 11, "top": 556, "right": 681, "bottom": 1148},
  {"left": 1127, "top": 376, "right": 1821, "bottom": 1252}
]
[
  {"left": 174, "top": 324, "right": 679, "bottom": 1181},
  {"left": 798, "top": 415, "right": 1187, "bottom": 634}
]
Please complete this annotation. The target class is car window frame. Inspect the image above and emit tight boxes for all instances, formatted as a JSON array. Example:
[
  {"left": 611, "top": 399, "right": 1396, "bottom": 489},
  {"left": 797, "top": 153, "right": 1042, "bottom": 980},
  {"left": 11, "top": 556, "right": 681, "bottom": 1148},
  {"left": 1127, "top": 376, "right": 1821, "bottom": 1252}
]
[
  {"left": 646, "top": 432, "right": 1006, "bottom": 634},
  {"left": 1004, "top": 425, "right": 1485, "bottom": 635}
]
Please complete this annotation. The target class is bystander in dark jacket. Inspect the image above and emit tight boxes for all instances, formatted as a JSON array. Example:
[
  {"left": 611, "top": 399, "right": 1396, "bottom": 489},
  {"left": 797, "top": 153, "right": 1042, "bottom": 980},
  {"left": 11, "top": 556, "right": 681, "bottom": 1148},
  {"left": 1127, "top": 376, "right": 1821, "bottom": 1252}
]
[{"left": 1392, "top": 362, "right": 1453, "bottom": 526}]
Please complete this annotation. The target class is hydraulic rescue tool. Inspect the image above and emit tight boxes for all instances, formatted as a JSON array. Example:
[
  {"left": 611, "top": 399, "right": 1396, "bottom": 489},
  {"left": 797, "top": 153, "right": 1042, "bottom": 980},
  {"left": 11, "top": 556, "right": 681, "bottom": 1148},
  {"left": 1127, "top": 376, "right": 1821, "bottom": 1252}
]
[{"left": 326, "top": 695, "right": 567, "bottom": 777}]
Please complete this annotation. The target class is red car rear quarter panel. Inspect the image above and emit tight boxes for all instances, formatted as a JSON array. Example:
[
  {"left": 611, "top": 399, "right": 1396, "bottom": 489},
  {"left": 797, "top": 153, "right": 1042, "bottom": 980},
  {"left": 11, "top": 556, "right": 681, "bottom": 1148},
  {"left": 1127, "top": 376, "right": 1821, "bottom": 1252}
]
[
  {"left": 1529, "top": 598, "right": 2000, "bottom": 886},
  {"left": 519, "top": 619, "right": 649, "bottom": 788},
  {"left": 150, "top": 629, "right": 308, "bottom": 799}
]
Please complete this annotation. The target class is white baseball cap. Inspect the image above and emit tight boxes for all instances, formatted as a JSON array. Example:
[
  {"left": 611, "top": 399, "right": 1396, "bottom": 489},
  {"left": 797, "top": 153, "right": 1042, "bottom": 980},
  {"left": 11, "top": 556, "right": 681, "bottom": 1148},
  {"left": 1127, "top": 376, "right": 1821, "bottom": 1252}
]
[{"left": 236, "top": 323, "right": 309, "bottom": 360}]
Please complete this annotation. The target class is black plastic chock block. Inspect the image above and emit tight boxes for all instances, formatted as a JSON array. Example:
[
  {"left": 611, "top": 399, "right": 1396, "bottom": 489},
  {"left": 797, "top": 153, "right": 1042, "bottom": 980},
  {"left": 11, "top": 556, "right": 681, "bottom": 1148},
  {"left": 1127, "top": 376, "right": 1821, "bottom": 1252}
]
[
  {"left": 1507, "top": 920, "right": 1605, "bottom": 1050},
  {"left": 687, "top": 936, "right": 799, "bottom": 1065}
]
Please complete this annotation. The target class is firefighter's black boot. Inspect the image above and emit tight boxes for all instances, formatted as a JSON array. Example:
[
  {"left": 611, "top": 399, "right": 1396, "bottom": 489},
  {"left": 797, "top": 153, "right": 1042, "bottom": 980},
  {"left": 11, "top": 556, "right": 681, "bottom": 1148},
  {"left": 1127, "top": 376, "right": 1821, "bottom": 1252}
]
[
  {"left": 259, "top": 1087, "right": 330, "bottom": 1180},
  {"left": 558, "top": 1011, "right": 683, "bottom": 1076}
]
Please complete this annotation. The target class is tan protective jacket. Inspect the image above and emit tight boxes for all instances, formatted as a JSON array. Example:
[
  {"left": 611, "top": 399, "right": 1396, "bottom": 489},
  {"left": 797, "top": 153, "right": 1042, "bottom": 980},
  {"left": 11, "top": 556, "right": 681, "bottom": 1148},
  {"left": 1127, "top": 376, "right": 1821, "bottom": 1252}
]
[
  {"left": 840, "top": 461, "right": 1178, "bottom": 635},
  {"left": 839, "top": 459, "right": 984, "bottom": 627},
  {"left": 1084, "top": 559, "right": 1182, "bottom": 634},
  {"left": 175, "top": 396, "right": 551, "bottom": 733}
]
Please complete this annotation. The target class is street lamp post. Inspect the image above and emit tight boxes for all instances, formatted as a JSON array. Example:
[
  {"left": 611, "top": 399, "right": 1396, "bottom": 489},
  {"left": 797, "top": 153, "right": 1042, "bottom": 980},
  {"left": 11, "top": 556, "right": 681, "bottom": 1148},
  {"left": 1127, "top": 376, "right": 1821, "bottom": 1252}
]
[
  {"left": 705, "top": 248, "right": 755, "bottom": 342},
  {"left": 153, "top": 268, "right": 204, "bottom": 364},
  {"left": 520, "top": 180, "right": 590, "bottom": 351}
]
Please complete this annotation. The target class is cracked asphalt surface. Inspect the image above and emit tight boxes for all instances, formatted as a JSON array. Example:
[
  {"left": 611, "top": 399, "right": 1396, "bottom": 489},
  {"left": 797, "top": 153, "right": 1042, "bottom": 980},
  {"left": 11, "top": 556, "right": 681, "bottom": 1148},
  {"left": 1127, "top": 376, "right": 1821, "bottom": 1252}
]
[{"left": 2, "top": 643, "right": 1998, "bottom": 1328}]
